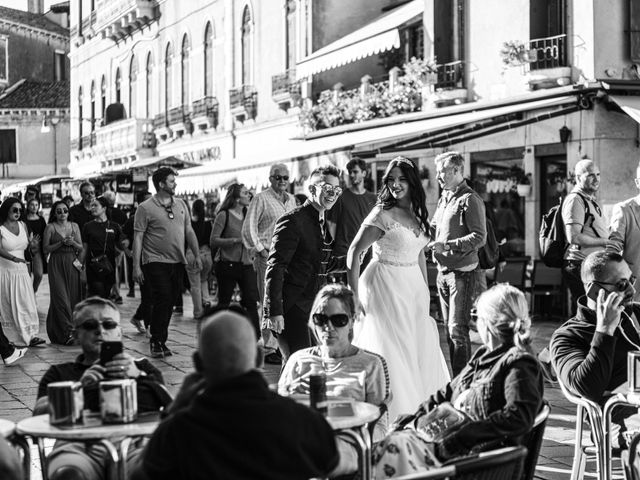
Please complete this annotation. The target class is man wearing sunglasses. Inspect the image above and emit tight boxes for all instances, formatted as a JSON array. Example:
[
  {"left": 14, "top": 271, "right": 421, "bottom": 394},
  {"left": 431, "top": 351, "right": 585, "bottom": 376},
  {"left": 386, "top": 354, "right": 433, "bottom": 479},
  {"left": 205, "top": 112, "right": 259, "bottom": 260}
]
[
  {"left": 68, "top": 181, "right": 96, "bottom": 232},
  {"left": 264, "top": 165, "right": 345, "bottom": 362},
  {"left": 133, "top": 167, "right": 202, "bottom": 358},
  {"left": 551, "top": 251, "right": 640, "bottom": 449},
  {"left": 33, "top": 297, "right": 171, "bottom": 480},
  {"left": 241, "top": 163, "right": 297, "bottom": 364}
]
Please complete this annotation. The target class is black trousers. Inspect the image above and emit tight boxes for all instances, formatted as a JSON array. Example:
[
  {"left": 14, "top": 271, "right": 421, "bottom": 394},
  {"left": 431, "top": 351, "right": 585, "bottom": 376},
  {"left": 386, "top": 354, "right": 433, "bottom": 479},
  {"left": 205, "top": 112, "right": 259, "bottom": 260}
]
[
  {"left": 142, "top": 262, "right": 184, "bottom": 344},
  {"left": 215, "top": 261, "right": 260, "bottom": 336},
  {"left": 280, "top": 304, "right": 314, "bottom": 356}
]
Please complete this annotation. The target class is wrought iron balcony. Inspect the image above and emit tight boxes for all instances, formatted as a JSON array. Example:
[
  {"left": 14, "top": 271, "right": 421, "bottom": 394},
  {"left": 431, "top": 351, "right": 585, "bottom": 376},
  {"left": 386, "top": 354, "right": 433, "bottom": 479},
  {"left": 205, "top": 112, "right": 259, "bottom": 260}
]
[
  {"left": 191, "top": 97, "right": 219, "bottom": 130},
  {"left": 435, "top": 61, "right": 465, "bottom": 90},
  {"left": 153, "top": 113, "right": 167, "bottom": 130},
  {"left": 95, "top": 0, "right": 158, "bottom": 42},
  {"left": 229, "top": 85, "right": 257, "bottom": 122},
  {"left": 168, "top": 106, "right": 189, "bottom": 126},
  {"left": 70, "top": 138, "right": 79, "bottom": 151},
  {"left": 528, "top": 34, "right": 567, "bottom": 70},
  {"left": 271, "top": 70, "right": 302, "bottom": 111},
  {"left": 81, "top": 135, "right": 93, "bottom": 150},
  {"left": 94, "top": 118, "right": 155, "bottom": 161}
]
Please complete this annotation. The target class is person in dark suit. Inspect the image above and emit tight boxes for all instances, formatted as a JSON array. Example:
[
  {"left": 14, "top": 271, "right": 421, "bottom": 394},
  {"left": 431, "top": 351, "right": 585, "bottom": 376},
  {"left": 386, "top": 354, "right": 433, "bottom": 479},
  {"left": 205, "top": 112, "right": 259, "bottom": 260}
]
[{"left": 264, "top": 165, "right": 344, "bottom": 361}]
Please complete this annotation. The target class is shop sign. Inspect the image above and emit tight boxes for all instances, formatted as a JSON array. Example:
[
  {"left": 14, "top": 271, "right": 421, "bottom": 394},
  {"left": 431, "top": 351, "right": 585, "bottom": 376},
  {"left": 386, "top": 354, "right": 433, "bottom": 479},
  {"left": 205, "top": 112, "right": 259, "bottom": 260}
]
[
  {"left": 116, "top": 174, "right": 133, "bottom": 193},
  {"left": 177, "top": 146, "right": 222, "bottom": 164}
]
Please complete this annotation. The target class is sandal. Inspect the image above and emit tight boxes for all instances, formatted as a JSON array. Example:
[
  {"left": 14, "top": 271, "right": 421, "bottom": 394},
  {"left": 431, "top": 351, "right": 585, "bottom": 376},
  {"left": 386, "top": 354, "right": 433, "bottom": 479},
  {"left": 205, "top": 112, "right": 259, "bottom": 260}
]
[{"left": 29, "top": 337, "right": 46, "bottom": 347}]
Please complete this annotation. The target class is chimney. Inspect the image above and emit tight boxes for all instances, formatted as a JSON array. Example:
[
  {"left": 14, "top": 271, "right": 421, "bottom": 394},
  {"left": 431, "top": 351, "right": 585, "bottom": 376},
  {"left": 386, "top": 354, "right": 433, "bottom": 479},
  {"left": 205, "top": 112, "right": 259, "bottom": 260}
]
[{"left": 28, "top": 0, "right": 45, "bottom": 14}]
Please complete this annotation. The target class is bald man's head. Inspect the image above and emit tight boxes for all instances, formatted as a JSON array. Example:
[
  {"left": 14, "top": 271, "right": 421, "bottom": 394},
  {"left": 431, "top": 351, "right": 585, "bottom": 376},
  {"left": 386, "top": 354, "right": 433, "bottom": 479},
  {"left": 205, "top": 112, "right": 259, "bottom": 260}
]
[
  {"left": 196, "top": 312, "right": 257, "bottom": 384},
  {"left": 574, "top": 159, "right": 600, "bottom": 194},
  {"left": 574, "top": 159, "right": 594, "bottom": 176}
]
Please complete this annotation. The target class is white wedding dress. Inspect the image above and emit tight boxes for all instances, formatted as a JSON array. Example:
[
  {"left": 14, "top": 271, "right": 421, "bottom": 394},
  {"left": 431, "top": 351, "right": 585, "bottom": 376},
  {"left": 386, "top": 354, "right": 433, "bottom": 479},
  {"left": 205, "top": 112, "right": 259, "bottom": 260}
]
[{"left": 354, "top": 206, "right": 450, "bottom": 421}]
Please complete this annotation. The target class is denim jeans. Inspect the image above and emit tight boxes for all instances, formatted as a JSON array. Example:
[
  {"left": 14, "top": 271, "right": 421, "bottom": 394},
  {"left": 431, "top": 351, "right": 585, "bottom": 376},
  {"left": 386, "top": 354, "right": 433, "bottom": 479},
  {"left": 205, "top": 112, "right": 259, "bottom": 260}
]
[
  {"left": 186, "top": 247, "right": 213, "bottom": 319},
  {"left": 142, "top": 262, "right": 184, "bottom": 344},
  {"left": 253, "top": 253, "right": 277, "bottom": 349},
  {"left": 437, "top": 268, "right": 484, "bottom": 376}
]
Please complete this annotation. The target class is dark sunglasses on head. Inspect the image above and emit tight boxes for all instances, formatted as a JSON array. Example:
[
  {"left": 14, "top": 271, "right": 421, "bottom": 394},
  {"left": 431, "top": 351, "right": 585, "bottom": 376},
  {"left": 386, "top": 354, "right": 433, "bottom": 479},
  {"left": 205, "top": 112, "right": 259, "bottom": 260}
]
[
  {"left": 56, "top": 208, "right": 68, "bottom": 214},
  {"left": 271, "top": 175, "right": 289, "bottom": 181},
  {"left": 77, "top": 319, "right": 119, "bottom": 331},
  {"left": 594, "top": 275, "right": 637, "bottom": 292},
  {"left": 164, "top": 204, "right": 174, "bottom": 219},
  {"left": 312, "top": 313, "right": 350, "bottom": 328},
  {"left": 10, "top": 207, "right": 22, "bottom": 213}
]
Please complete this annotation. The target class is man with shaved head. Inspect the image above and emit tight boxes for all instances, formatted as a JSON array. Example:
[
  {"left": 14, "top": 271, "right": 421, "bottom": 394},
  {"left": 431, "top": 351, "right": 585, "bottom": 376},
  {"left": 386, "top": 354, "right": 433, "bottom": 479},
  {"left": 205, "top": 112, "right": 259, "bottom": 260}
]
[
  {"left": 562, "top": 159, "right": 613, "bottom": 313},
  {"left": 132, "top": 310, "right": 339, "bottom": 480}
]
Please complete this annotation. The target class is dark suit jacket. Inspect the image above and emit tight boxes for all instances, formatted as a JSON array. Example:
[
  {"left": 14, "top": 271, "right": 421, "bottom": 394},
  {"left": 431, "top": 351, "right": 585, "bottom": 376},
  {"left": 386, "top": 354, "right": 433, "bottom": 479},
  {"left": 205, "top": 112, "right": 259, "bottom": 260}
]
[{"left": 264, "top": 202, "right": 342, "bottom": 318}]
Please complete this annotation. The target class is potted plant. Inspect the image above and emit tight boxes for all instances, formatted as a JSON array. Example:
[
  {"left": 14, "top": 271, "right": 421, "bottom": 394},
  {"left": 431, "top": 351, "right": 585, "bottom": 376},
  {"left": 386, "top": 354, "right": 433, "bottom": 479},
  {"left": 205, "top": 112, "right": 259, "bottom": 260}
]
[
  {"left": 516, "top": 172, "right": 532, "bottom": 197},
  {"left": 500, "top": 40, "right": 533, "bottom": 68}
]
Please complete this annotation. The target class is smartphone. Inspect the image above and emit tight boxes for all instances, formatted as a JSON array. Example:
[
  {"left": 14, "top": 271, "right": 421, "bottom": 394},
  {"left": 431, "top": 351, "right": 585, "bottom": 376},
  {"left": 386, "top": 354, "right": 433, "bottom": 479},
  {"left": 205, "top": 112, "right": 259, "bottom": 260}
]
[
  {"left": 586, "top": 283, "right": 603, "bottom": 303},
  {"left": 100, "top": 341, "right": 123, "bottom": 366}
]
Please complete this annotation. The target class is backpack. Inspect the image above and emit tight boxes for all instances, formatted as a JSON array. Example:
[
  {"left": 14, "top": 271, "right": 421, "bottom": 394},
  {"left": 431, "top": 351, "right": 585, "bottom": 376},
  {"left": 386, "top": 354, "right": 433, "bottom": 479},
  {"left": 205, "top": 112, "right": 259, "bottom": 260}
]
[
  {"left": 478, "top": 216, "right": 500, "bottom": 270},
  {"left": 539, "top": 192, "right": 595, "bottom": 268}
]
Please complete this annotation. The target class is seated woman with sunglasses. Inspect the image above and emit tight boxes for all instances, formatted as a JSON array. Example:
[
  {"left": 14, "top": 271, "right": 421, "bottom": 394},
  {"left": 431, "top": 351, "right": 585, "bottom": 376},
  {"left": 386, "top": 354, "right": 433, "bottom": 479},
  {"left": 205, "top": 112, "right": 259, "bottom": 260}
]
[
  {"left": 34, "top": 297, "right": 172, "bottom": 480},
  {"left": 372, "top": 284, "right": 544, "bottom": 478},
  {"left": 279, "top": 284, "right": 390, "bottom": 474},
  {"left": 0, "top": 197, "right": 44, "bottom": 347}
]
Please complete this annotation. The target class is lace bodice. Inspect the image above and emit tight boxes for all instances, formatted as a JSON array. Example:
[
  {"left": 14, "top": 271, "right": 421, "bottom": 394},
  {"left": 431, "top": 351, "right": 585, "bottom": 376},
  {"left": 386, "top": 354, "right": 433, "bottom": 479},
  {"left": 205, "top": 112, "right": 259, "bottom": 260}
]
[{"left": 364, "top": 206, "right": 429, "bottom": 266}]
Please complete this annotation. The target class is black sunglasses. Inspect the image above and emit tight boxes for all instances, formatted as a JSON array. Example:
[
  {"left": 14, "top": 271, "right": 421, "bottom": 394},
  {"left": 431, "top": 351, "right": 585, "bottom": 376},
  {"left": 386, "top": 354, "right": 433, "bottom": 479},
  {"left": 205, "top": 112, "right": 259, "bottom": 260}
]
[
  {"left": 164, "top": 204, "right": 174, "bottom": 219},
  {"left": 10, "top": 207, "right": 22, "bottom": 213},
  {"left": 77, "top": 319, "right": 119, "bottom": 331},
  {"left": 82, "top": 190, "right": 95, "bottom": 196},
  {"left": 312, "top": 313, "right": 350, "bottom": 328},
  {"left": 594, "top": 275, "right": 637, "bottom": 292},
  {"left": 271, "top": 175, "right": 289, "bottom": 181},
  {"left": 56, "top": 208, "right": 68, "bottom": 214}
]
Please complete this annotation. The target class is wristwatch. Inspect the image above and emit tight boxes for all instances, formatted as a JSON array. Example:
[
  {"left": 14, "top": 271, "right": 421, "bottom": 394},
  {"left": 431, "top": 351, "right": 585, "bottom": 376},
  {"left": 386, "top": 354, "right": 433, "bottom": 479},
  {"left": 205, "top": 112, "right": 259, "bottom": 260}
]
[{"left": 443, "top": 243, "right": 451, "bottom": 252}]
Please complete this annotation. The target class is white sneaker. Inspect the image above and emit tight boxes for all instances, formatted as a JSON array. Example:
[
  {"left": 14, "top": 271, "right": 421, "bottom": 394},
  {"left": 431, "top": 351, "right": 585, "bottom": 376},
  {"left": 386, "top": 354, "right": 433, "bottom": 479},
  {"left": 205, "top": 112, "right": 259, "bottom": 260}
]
[{"left": 4, "top": 347, "right": 27, "bottom": 365}]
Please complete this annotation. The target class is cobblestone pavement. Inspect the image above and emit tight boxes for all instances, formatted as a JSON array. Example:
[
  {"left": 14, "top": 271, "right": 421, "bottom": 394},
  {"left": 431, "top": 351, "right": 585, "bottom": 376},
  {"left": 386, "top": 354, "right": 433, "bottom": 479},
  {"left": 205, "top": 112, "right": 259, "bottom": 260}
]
[{"left": 0, "top": 280, "right": 621, "bottom": 479}]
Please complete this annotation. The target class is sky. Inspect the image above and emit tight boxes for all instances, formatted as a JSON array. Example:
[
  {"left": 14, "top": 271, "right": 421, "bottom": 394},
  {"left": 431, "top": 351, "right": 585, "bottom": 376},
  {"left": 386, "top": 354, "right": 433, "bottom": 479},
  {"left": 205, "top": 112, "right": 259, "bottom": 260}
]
[{"left": 0, "top": 0, "right": 57, "bottom": 12}]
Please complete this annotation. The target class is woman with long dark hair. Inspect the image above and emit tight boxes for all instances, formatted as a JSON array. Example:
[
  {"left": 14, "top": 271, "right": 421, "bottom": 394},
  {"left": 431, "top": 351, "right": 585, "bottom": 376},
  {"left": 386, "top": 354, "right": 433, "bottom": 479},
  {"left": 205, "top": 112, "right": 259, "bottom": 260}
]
[
  {"left": 186, "top": 198, "right": 213, "bottom": 319},
  {"left": 82, "top": 195, "right": 126, "bottom": 299},
  {"left": 347, "top": 156, "right": 449, "bottom": 420},
  {"left": 0, "top": 197, "right": 43, "bottom": 346},
  {"left": 43, "top": 200, "right": 83, "bottom": 345},
  {"left": 210, "top": 183, "right": 260, "bottom": 333},
  {"left": 24, "top": 197, "right": 47, "bottom": 293}
]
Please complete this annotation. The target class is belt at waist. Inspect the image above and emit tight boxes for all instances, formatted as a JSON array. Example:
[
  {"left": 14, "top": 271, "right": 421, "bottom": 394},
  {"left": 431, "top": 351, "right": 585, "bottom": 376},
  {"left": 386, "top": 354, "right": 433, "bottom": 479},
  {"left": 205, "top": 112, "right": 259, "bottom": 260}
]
[{"left": 375, "top": 258, "right": 417, "bottom": 267}]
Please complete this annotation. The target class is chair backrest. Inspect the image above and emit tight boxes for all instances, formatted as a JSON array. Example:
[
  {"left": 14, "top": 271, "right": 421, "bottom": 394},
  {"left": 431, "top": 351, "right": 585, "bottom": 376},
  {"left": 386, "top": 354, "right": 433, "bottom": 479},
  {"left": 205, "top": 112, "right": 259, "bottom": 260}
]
[
  {"left": 531, "top": 260, "right": 562, "bottom": 287},
  {"left": 393, "top": 446, "right": 527, "bottom": 480},
  {"left": 495, "top": 257, "right": 530, "bottom": 289},
  {"left": 520, "top": 402, "right": 550, "bottom": 480}
]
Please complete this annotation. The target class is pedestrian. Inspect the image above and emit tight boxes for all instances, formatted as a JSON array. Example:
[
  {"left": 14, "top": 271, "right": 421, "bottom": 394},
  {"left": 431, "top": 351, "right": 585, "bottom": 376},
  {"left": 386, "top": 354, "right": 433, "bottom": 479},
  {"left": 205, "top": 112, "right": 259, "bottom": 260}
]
[
  {"left": 608, "top": 161, "right": 640, "bottom": 301},
  {"left": 327, "top": 157, "right": 377, "bottom": 271},
  {"left": 562, "top": 159, "right": 612, "bottom": 313},
  {"left": 44, "top": 200, "right": 83, "bottom": 345},
  {"left": 24, "top": 197, "right": 47, "bottom": 293},
  {"left": 81, "top": 195, "right": 127, "bottom": 299},
  {"left": 347, "top": 157, "right": 449, "bottom": 420},
  {"left": 0, "top": 197, "right": 44, "bottom": 346},
  {"left": 102, "top": 190, "right": 127, "bottom": 304},
  {"left": 211, "top": 184, "right": 259, "bottom": 333},
  {"left": 241, "top": 163, "right": 297, "bottom": 364},
  {"left": 132, "top": 167, "right": 202, "bottom": 358},
  {"left": 430, "top": 151, "right": 487, "bottom": 376},
  {"left": 68, "top": 181, "right": 96, "bottom": 232},
  {"left": 264, "top": 165, "right": 344, "bottom": 362},
  {"left": 187, "top": 199, "right": 213, "bottom": 320},
  {"left": 62, "top": 195, "right": 75, "bottom": 209}
]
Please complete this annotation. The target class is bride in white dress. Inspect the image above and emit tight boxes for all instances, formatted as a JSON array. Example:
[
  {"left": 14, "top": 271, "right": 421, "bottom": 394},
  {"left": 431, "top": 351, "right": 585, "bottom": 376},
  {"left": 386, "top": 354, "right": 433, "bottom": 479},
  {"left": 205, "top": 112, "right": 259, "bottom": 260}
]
[{"left": 347, "top": 156, "right": 450, "bottom": 420}]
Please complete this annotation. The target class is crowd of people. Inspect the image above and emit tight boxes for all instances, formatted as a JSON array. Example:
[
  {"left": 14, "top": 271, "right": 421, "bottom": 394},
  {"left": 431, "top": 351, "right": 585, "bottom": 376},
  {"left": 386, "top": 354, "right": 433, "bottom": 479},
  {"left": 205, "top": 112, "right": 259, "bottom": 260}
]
[{"left": 5, "top": 152, "right": 639, "bottom": 479}]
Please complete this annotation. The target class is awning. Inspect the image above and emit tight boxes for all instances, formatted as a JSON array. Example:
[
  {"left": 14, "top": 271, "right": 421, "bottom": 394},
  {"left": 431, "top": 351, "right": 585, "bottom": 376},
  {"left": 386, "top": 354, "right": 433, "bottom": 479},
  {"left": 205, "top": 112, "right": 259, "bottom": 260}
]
[
  {"left": 296, "top": 0, "right": 423, "bottom": 79},
  {"left": 609, "top": 95, "right": 640, "bottom": 124},
  {"left": 176, "top": 94, "right": 577, "bottom": 195},
  {"left": 127, "top": 155, "right": 201, "bottom": 170}
]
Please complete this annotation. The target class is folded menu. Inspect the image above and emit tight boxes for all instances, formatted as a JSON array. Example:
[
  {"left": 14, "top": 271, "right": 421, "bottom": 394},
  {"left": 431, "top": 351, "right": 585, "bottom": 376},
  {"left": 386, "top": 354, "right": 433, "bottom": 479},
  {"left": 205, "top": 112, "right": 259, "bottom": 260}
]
[{"left": 328, "top": 401, "right": 354, "bottom": 417}]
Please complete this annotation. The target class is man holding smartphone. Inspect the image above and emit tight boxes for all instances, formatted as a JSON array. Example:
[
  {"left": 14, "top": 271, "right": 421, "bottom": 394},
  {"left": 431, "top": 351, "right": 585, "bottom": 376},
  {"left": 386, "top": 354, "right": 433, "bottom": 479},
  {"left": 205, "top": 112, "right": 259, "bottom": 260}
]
[
  {"left": 551, "top": 251, "right": 639, "bottom": 448},
  {"left": 33, "top": 297, "right": 171, "bottom": 480}
]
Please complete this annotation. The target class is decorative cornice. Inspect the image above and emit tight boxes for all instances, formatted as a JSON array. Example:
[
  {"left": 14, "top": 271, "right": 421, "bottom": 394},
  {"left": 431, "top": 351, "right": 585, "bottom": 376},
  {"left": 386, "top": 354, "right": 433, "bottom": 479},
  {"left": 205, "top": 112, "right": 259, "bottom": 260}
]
[{"left": 0, "top": 18, "right": 69, "bottom": 43}]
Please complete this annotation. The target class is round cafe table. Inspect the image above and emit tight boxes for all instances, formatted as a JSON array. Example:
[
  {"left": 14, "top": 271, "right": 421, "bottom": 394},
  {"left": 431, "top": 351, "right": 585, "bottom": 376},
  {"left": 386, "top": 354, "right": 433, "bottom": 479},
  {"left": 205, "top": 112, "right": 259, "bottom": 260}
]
[
  {"left": 17, "top": 413, "right": 159, "bottom": 480},
  {"left": 1, "top": 418, "right": 30, "bottom": 479},
  {"left": 0, "top": 419, "right": 15, "bottom": 438}
]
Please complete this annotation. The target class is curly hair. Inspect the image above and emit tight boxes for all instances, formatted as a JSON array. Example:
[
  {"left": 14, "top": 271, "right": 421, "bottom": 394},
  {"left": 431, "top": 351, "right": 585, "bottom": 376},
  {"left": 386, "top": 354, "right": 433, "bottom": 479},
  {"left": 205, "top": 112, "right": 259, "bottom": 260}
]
[
  {"left": 377, "top": 156, "right": 429, "bottom": 233},
  {"left": 0, "top": 197, "right": 24, "bottom": 223}
]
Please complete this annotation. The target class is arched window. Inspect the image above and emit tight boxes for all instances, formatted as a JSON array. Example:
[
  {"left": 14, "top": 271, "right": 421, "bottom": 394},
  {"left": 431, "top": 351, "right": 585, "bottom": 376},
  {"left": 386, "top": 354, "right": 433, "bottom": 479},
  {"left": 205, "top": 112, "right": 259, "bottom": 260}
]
[
  {"left": 78, "top": 87, "right": 83, "bottom": 148},
  {"left": 204, "top": 22, "right": 213, "bottom": 97},
  {"left": 146, "top": 53, "right": 153, "bottom": 118},
  {"left": 115, "top": 68, "right": 121, "bottom": 104},
  {"left": 285, "top": 0, "right": 296, "bottom": 69},
  {"left": 241, "top": 6, "right": 252, "bottom": 85},
  {"left": 181, "top": 35, "right": 190, "bottom": 107},
  {"left": 165, "top": 42, "right": 173, "bottom": 112},
  {"left": 90, "top": 81, "right": 96, "bottom": 132},
  {"left": 129, "top": 55, "right": 138, "bottom": 118},
  {"left": 100, "top": 75, "right": 106, "bottom": 121}
]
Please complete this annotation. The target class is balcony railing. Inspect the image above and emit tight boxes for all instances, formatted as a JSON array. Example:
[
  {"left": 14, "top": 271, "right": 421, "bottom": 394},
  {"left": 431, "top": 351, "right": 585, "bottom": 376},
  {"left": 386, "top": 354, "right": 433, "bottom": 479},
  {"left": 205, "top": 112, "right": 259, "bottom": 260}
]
[
  {"left": 528, "top": 34, "right": 567, "bottom": 70},
  {"left": 435, "top": 61, "right": 464, "bottom": 89},
  {"left": 81, "top": 135, "right": 93, "bottom": 150},
  {"left": 70, "top": 138, "right": 79, "bottom": 151},
  {"left": 272, "top": 70, "right": 302, "bottom": 110},
  {"left": 153, "top": 113, "right": 167, "bottom": 130},
  {"left": 94, "top": 117, "right": 154, "bottom": 160},
  {"left": 192, "top": 97, "right": 219, "bottom": 129},
  {"left": 229, "top": 85, "right": 258, "bottom": 121},
  {"left": 168, "top": 106, "right": 189, "bottom": 126},
  {"left": 95, "top": 0, "right": 158, "bottom": 42}
]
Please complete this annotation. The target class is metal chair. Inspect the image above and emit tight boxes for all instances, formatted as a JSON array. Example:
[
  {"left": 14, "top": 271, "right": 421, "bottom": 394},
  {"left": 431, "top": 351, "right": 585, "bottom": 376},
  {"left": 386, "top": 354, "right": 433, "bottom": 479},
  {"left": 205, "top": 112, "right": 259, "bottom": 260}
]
[
  {"left": 530, "top": 260, "right": 566, "bottom": 319},
  {"left": 521, "top": 402, "right": 550, "bottom": 480},
  {"left": 393, "top": 445, "right": 527, "bottom": 479},
  {"left": 557, "top": 376, "right": 606, "bottom": 480},
  {"left": 494, "top": 256, "right": 530, "bottom": 291}
]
